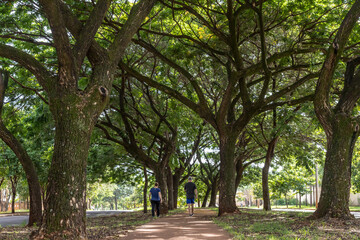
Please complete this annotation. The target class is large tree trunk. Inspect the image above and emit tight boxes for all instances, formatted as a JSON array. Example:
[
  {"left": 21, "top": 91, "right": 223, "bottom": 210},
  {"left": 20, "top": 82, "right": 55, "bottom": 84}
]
[
  {"left": 218, "top": 135, "right": 238, "bottom": 215},
  {"left": 34, "top": 103, "right": 96, "bottom": 239},
  {"left": 235, "top": 159, "right": 244, "bottom": 190},
  {"left": 166, "top": 166, "right": 174, "bottom": 210},
  {"left": 5, "top": 188, "right": 10, "bottom": 211},
  {"left": 114, "top": 194, "right": 118, "bottom": 210},
  {"left": 312, "top": 0, "right": 360, "bottom": 219},
  {"left": 143, "top": 166, "right": 148, "bottom": 213},
  {"left": 0, "top": 190, "right": 2, "bottom": 212},
  {"left": 262, "top": 137, "right": 279, "bottom": 211},
  {"left": 312, "top": 118, "right": 356, "bottom": 219},
  {"left": 202, "top": 187, "right": 210, "bottom": 208},
  {"left": 172, "top": 172, "right": 182, "bottom": 209},
  {"left": 209, "top": 178, "right": 218, "bottom": 207},
  {"left": 154, "top": 168, "right": 168, "bottom": 214},
  {"left": 0, "top": 178, "right": 4, "bottom": 211},
  {"left": 10, "top": 176, "right": 18, "bottom": 214}
]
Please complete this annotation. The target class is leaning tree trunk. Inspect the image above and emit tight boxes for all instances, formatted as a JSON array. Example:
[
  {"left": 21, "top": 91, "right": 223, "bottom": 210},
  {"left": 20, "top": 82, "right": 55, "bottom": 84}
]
[
  {"left": 209, "top": 178, "right": 218, "bottom": 207},
  {"left": 235, "top": 158, "right": 245, "bottom": 190},
  {"left": 0, "top": 121, "right": 43, "bottom": 225},
  {"left": 312, "top": 116, "right": 356, "bottom": 219},
  {"left": 262, "top": 137, "right": 279, "bottom": 211},
  {"left": 0, "top": 122, "right": 43, "bottom": 225},
  {"left": 218, "top": 135, "right": 238, "bottom": 215},
  {"left": 202, "top": 187, "right": 210, "bottom": 208},
  {"left": 0, "top": 72, "right": 42, "bottom": 226}
]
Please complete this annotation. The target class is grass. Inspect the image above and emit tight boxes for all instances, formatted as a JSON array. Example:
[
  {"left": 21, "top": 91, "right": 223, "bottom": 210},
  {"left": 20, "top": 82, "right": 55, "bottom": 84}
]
[
  {"left": 213, "top": 208, "right": 360, "bottom": 240},
  {"left": 0, "top": 208, "right": 186, "bottom": 239},
  {"left": 0, "top": 209, "right": 29, "bottom": 215},
  {"left": 247, "top": 205, "right": 360, "bottom": 211}
]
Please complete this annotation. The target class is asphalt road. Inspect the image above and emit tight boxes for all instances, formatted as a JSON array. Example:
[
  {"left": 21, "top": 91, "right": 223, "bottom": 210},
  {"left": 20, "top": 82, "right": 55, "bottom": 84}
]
[
  {"left": 1, "top": 209, "right": 359, "bottom": 227},
  {"left": 0, "top": 210, "right": 133, "bottom": 227}
]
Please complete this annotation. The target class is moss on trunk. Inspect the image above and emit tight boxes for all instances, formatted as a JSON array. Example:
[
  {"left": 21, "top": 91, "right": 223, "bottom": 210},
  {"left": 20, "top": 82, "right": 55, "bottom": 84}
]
[
  {"left": 218, "top": 135, "right": 238, "bottom": 216},
  {"left": 311, "top": 115, "right": 356, "bottom": 219}
]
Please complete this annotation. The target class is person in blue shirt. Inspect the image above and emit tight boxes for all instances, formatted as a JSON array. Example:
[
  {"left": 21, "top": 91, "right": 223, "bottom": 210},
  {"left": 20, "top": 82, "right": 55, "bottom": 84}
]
[{"left": 149, "top": 182, "right": 162, "bottom": 217}]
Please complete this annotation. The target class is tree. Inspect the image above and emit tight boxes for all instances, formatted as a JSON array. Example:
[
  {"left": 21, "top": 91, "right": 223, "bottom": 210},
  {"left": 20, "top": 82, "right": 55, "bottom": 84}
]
[
  {"left": 118, "top": 0, "right": 334, "bottom": 215},
  {"left": 197, "top": 151, "right": 220, "bottom": 207},
  {"left": 312, "top": 0, "right": 360, "bottom": 219},
  {"left": 0, "top": 71, "right": 42, "bottom": 225},
  {"left": 0, "top": 0, "right": 156, "bottom": 238}
]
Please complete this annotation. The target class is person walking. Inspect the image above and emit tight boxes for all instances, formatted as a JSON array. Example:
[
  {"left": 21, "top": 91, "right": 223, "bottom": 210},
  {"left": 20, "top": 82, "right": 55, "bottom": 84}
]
[
  {"left": 184, "top": 176, "right": 198, "bottom": 216},
  {"left": 149, "top": 182, "right": 162, "bottom": 217}
]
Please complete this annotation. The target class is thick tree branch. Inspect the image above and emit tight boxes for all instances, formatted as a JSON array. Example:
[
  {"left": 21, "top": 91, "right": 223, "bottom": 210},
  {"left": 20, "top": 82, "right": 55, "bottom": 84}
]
[
  {"left": 133, "top": 39, "right": 210, "bottom": 110},
  {"left": 38, "top": 0, "right": 76, "bottom": 85},
  {"left": 108, "top": 0, "right": 157, "bottom": 64},
  {"left": 336, "top": 56, "right": 360, "bottom": 113},
  {"left": 73, "top": 0, "right": 111, "bottom": 69},
  {"left": 314, "top": 0, "right": 360, "bottom": 130},
  {"left": 265, "top": 72, "right": 319, "bottom": 104},
  {"left": 119, "top": 62, "right": 217, "bottom": 127},
  {"left": 0, "top": 43, "right": 53, "bottom": 90}
]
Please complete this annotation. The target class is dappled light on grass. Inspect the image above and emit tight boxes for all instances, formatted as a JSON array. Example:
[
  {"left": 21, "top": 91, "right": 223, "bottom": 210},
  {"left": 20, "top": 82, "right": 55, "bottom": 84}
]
[
  {"left": 214, "top": 208, "right": 360, "bottom": 239},
  {"left": 0, "top": 225, "right": 36, "bottom": 240},
  {"left": 0, "top": 211, "right": 153, "bottom": 240}
]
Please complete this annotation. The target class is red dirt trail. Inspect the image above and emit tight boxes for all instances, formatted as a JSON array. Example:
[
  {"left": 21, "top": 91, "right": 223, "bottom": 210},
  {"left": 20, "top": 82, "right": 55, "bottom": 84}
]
[{"left": 123, "top": 209, "right": 232, "bottom": 240}]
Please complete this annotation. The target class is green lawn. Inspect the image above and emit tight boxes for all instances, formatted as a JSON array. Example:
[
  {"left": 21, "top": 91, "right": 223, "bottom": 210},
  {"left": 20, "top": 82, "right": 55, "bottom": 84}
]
[
  {"left": 246, "top": 205, "right": 360, "bottom": 211},
  {"left": 213, "top": 208, "right": 360, "bottom": 240},
  {"left": 0, "top": 209, "right": 29, "bottom": 215}
]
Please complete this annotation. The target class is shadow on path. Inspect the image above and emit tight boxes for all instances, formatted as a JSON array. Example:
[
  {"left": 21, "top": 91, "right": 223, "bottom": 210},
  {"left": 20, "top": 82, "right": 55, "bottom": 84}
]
[{"left": 123, "top": 209, "right": 232, "bottom": 240}]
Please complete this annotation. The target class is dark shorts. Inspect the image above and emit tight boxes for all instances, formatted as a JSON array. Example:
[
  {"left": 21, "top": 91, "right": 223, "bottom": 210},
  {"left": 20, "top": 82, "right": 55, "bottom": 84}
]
[{"left": 186, "top": 198, "right": 195, "bottom": 204}]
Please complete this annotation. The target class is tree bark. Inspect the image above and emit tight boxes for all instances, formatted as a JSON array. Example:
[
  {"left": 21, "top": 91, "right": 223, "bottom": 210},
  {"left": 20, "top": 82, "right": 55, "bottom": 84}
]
[
  {"left": 34, "top": 105, "right": 96, "bottom": 238},
  {"left": 218, "top": 135, "right": 238, "bottom": 215},
  {"left": 0, "top": 178, "right": 4, "bottom": 211},
  {"left": 209, "top": 178, "right": 218, "bottom": 207},
  {"left": 0, "top": 190, "right": 3, "bottom": 212},
  {"left": 202, "top": 187, "right": 210, "bottom": 208},
  {"left": 143, "top": 166, "right": 148, "bottom": 213},
  {"left": 172, "top": 172, "right": 182, "bottom": 209},
  {"left": 154, "top": 168, "right": 169, "bottom": 214},
  {"left": 166, "top": 166, "right": 174, "bottom": 210},
  {"left": 114, "top": 194, "right": 118, "bottom": 210},
  {"left": 10, "top": 176, "right": 18, "bottom": 214},
  {"left": 235, "top": 159, "right": 244, "bottom": 190},
  {"left": 262, "top": 137, "right": 279, "bottom": 211},
  {"left": 312, "top": 0, "right": 360, "bottom": 220},
  {"left": 312, "top": 117, "right": 356, "bottom": 219},
  {"left": 5, "top": 188, "right": 10, "bottom": 211}
]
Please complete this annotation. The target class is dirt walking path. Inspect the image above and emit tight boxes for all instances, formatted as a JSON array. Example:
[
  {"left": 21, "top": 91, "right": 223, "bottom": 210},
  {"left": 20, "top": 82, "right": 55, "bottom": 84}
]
[{"left": 123, "top": 209, "right": 232, "bottom": 240}]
